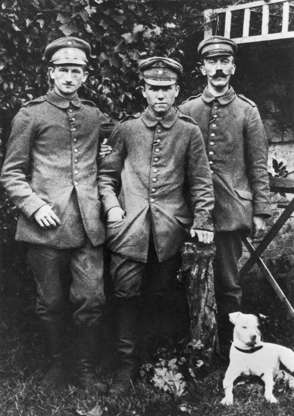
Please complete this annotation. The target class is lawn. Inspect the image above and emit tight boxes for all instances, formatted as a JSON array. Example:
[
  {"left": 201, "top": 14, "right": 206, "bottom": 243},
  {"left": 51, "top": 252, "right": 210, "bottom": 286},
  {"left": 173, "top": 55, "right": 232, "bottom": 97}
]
[{"left": 0, "top": 271, "right": 293, "bottom": 416}]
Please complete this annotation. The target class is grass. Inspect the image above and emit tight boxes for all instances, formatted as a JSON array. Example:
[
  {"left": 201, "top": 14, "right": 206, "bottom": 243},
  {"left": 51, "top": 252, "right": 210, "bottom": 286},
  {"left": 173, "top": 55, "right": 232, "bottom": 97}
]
[{"left": 0, "top": 272, "right": 294, "bottom": 416}]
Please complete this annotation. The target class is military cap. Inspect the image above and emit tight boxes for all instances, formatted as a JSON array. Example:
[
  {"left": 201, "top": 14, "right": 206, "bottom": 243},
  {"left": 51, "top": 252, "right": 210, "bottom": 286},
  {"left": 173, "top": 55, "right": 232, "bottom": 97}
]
[
  {"left": 138, "top": 56, "right": 183, "bottom": 86},
  {"left": 198, "top": 35, "right": 237, "bottom": 58},
  {"left": 44, "top": 36, "right": 91, "bottom": 65}
]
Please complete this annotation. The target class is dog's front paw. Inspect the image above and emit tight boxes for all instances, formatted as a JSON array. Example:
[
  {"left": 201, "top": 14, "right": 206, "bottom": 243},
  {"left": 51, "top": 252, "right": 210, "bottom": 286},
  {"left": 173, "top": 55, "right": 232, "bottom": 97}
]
[
  {"left": 265, "top": 394, "right": 278, "bottom": 404},
  {"left": 221, "top": 395, "right": 234, "bottom": 406}
]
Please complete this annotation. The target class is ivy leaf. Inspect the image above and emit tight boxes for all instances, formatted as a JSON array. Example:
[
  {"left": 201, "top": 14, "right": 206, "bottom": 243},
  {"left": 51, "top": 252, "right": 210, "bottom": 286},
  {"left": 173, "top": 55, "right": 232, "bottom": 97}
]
[
  {"left": 121, "top": 32, "right": 133, "bottom": 44},
  {"left": 12, "top": 23, "right": 21, "bottom": 32},
  {"left": 59, "top": 23, "right": 78, "bottom": 36},
  {"left": 85, "top": 5, "right": 96, "bottom": 16},
  {"left": 56, "top": 13, "right": 70, "bottom": 24},
  {"left": 37, "top": 19, "right": 45, "bottom": 29}
]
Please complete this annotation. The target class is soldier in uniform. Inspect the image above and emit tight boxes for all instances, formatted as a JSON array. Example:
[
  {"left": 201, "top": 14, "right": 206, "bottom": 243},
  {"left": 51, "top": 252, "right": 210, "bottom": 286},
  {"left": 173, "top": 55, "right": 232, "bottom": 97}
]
[
  {"left": 98, "top": 56, "right": 215, "bottom": 394},
  {"left": 180, "top": 36, "right": 271, "bottom": 352},
  {"left": 1, "top": 37, "right": 111, "bottom": 390}
]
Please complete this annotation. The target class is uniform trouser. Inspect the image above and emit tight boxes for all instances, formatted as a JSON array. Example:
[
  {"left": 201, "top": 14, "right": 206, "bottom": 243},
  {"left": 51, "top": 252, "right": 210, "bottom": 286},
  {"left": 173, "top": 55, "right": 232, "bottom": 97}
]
[
  {"left": 109, "top": 241, "right": 181, "bottom": 299},
  {"left": 214, "top": 231, "right": 243, "bottom": 316},
  {"left": 27, "top": 240, "right": 105, "bottom": 327},
  {"left": 109, "top": 242, "right": 184, "bottom": 352}
]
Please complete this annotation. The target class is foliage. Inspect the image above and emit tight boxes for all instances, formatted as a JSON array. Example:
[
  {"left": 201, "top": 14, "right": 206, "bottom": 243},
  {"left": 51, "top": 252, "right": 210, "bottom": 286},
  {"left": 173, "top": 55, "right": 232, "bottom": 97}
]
[
  {"left": 141, "top": 356, "right": 187, "bottom": 398},
  {"left": 268, "top": 157, "right": 289, "bottom": 179}
]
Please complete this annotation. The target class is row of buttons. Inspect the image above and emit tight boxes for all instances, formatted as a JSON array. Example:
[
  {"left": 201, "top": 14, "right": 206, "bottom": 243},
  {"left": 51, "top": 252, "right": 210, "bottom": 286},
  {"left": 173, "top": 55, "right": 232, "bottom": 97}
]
[
  {"left": 68, "top": 107, "right": 79, "bottom": 186},
  {"left": 150, "top": 126, "right": 162, "bottom": 202},
  {"left": 208, "top": 102, "right": 219, "bottom": 168}
]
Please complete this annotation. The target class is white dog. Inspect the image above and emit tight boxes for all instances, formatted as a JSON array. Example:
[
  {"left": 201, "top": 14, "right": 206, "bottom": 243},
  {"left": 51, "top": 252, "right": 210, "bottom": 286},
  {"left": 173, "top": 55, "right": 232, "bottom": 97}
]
[{"left": 221, "top": 312, "right": 294, "bottom": 405}]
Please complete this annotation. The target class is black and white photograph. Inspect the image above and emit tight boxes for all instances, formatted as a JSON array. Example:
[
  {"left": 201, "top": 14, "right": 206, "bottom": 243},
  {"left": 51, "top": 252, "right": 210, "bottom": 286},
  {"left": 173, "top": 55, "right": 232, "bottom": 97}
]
[{"left": 0, "top": 0, "right": 293, "bottom": 415}]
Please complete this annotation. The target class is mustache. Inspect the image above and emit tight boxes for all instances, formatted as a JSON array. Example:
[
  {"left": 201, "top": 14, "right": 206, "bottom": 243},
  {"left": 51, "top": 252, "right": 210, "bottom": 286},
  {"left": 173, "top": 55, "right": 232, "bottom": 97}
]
[{"left": 212, "top": 70, "right": 227, "bottom": 79}]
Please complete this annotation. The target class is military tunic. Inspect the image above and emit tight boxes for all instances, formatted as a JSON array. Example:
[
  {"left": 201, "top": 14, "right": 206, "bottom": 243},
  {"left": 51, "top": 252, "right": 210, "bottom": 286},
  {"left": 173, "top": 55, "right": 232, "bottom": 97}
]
[
  {"left": 98, "top": 107, "right": 215, "bottom": 264},
  {"left": 1, "top": 90, "right": 108, "bottom": 248},
  {"left": 180, "top": 86, "right": 271, "bottom": 232}
]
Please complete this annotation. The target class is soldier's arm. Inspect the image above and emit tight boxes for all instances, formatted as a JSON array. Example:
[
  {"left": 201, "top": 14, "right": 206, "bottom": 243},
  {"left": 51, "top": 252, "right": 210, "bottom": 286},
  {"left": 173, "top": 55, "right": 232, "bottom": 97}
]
[
  {"left": 245, "top": 105, "right": 271, "bottom": 219},
  {"left": 187, "top": 125, "right": 215, "bottom": 233},
  {"left": 97, "top": 110, "right": 118, "bottom": 158},
  {"left": 0, "top": 107, "right": 47, "bottom": 218},
  {"left": 98, "top": 125, "right": 126, "bottom": 218}
]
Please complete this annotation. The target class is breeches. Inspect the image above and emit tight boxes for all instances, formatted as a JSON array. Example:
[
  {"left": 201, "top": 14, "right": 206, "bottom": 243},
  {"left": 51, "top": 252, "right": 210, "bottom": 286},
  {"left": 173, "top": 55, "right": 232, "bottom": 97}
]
[
  {"left": 214, "top": 231, "right": 243, "bottom": 315},
  {"left": 109, "top": 242, "right": 181, "bottom": 299},
  {"left": 27, "top": 240, "right": 105, "bottom": 326}
]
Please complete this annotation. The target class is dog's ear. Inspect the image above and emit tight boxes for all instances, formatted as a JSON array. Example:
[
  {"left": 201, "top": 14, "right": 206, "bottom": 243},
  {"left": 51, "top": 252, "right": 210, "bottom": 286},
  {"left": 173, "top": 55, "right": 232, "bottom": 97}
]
[{"left": 229, "top": 311, "right": 242, "bottom": 325}]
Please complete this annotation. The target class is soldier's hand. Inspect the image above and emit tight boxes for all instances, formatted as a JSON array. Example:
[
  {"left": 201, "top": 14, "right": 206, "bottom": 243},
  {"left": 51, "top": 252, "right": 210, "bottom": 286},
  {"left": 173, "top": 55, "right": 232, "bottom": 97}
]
[
  {"left": 190, "top": 228, "right": 214, "bottom": 244},
  {"left": 107, "top": 206, "right": 125, "bottom": 222},
  {"left": 34, "top": 205, "right": 61, "bottom": 228},
  {"left": 252, "top": 215, "right": 267, "bottom": 237},
  {"left": 99, "top": 139, "right": 112, "bottom": 159}
]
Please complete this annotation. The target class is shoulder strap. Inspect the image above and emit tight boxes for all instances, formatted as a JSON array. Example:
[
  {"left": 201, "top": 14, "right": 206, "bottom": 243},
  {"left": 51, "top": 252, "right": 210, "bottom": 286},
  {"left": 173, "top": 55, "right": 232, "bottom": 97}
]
[
  {"left": 22, "top": 96, "right": 46, "bottom": 107},
  {"left": 237, "top": 94, "right": 256, "bottom": 107}
]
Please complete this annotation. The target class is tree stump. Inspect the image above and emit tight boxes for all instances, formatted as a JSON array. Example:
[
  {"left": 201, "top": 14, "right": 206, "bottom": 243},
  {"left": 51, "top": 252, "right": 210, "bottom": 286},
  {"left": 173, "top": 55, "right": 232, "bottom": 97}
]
[{"left": 178, "top": 241, "right": 218, "bottom": 370}]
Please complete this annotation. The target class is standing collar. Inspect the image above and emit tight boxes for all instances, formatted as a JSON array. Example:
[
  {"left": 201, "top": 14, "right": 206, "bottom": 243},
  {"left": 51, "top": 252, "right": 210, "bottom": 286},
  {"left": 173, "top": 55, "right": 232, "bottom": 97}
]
[
  {"left": 141, "top": 106, "right": 178, "bottom": 128},
  {"left": 45, "top": 90, "right": 81, "bottom": 109},
  {"left": 202, "top": 86, "right": 236, "bottom": 105}
]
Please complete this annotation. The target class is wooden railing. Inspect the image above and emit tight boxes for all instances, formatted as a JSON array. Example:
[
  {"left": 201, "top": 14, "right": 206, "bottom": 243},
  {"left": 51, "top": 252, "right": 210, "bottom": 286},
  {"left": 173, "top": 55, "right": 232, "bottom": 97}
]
[{"left": 204, "top": 0, "right": 294, "bottom": 43}]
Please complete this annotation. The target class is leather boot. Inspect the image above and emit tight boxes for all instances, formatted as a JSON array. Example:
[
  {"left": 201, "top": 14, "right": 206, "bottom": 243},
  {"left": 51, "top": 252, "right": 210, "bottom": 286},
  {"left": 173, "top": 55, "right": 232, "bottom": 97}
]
[
  {"left": 76, "top": 326, "right": 108, "bottom": 393},
  {"left": 217, "top": 313, "right": 233, "bottom": 362},
  {"left": 109, "top": 298, "right": 138, "bottom": 396},
  {"left": 41, "top": 320, "right": 66, "bottom": 388}
]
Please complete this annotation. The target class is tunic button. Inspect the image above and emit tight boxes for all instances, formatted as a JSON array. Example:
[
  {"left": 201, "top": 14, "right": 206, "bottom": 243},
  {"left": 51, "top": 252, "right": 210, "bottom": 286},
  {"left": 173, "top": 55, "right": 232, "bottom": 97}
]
[
  {"left": 71, "top": 127, "right": 77, "bottom": 131},
  {"left": 153, "top": 168, "right": 158, "bottom": 173},
  {"left": 74, "top": 149, "right": 78, "bottom": 153},
  {"left": 210, "top": 133, "right": 215, "bottom": 137},
  {"left": 150, "top": 198, "right": 155, "bottom": 202},
  {"left": 155, "top": 148, "right": 160, "bottom": 153},
  {"left": 75, "top": 158, "right": 78, "bottom": 163},
  {"left": 152, "top": 178, "right": 157, "bottom": 182},
  {"left": 75, "top": 170, "right": 79, "bottom": 174},
  {"left": 212, "top": 124, "right": 216, "bottom": 128},
  {"left": 73, "top": 138, "right": 77, "bottom": 143},
  {"left": 152, "top": 188, "right": 156, "bottom": 192},
  {"left": 210, "top": 141, "right": 215, "bottom": 145},
  {"left": 154, "top": 157, "right": 159, "bottom": 162},
  {"left": 209, "top": 151, "right": 214, "bottom": 155},
  {"left": 74, "top": 181, "right": 78, "bottom": 185},
  {"left": 209, "top": 160, "right": 213, "bottom": 165}
]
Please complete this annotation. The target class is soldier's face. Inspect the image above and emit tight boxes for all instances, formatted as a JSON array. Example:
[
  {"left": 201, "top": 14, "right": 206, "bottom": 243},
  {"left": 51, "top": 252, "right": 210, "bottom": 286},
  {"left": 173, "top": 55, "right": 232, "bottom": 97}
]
[
  {"left": 201, "top": 55, "right": 235, "bottom": 91},
  {"left": 49, "top": 65, "right": 88, "bottom": 96},
  {"left": 142, "top": 83, "right": 179, "bottom": 116}
]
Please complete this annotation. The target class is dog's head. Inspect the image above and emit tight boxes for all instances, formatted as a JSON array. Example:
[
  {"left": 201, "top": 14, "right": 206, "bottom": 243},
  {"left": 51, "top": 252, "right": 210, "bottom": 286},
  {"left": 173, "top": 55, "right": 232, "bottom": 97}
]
[{"left": 229, "top": 312, "right": 261, "bottom": 348}]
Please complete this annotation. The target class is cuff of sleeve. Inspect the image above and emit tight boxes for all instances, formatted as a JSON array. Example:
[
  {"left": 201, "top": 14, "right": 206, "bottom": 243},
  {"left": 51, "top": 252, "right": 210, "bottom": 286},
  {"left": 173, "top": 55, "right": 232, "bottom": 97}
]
[
  {"left": 103, "top": 194, "right": 121, "bottom": 213},
  {"left": 253, "top": 203, "right": 272, "bottom": 218},
  {"left": 21, "top": 195, "right": 47, "bottom": 218},
  {"left": 192, "top": 212, "right": 214, "bottom": 232}
]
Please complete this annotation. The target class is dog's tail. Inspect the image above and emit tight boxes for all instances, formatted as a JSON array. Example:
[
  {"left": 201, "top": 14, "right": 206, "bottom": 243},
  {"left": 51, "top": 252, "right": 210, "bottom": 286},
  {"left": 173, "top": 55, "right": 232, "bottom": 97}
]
[{"left": 278, "top": 346, "right": 294, "bottom": 373}]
